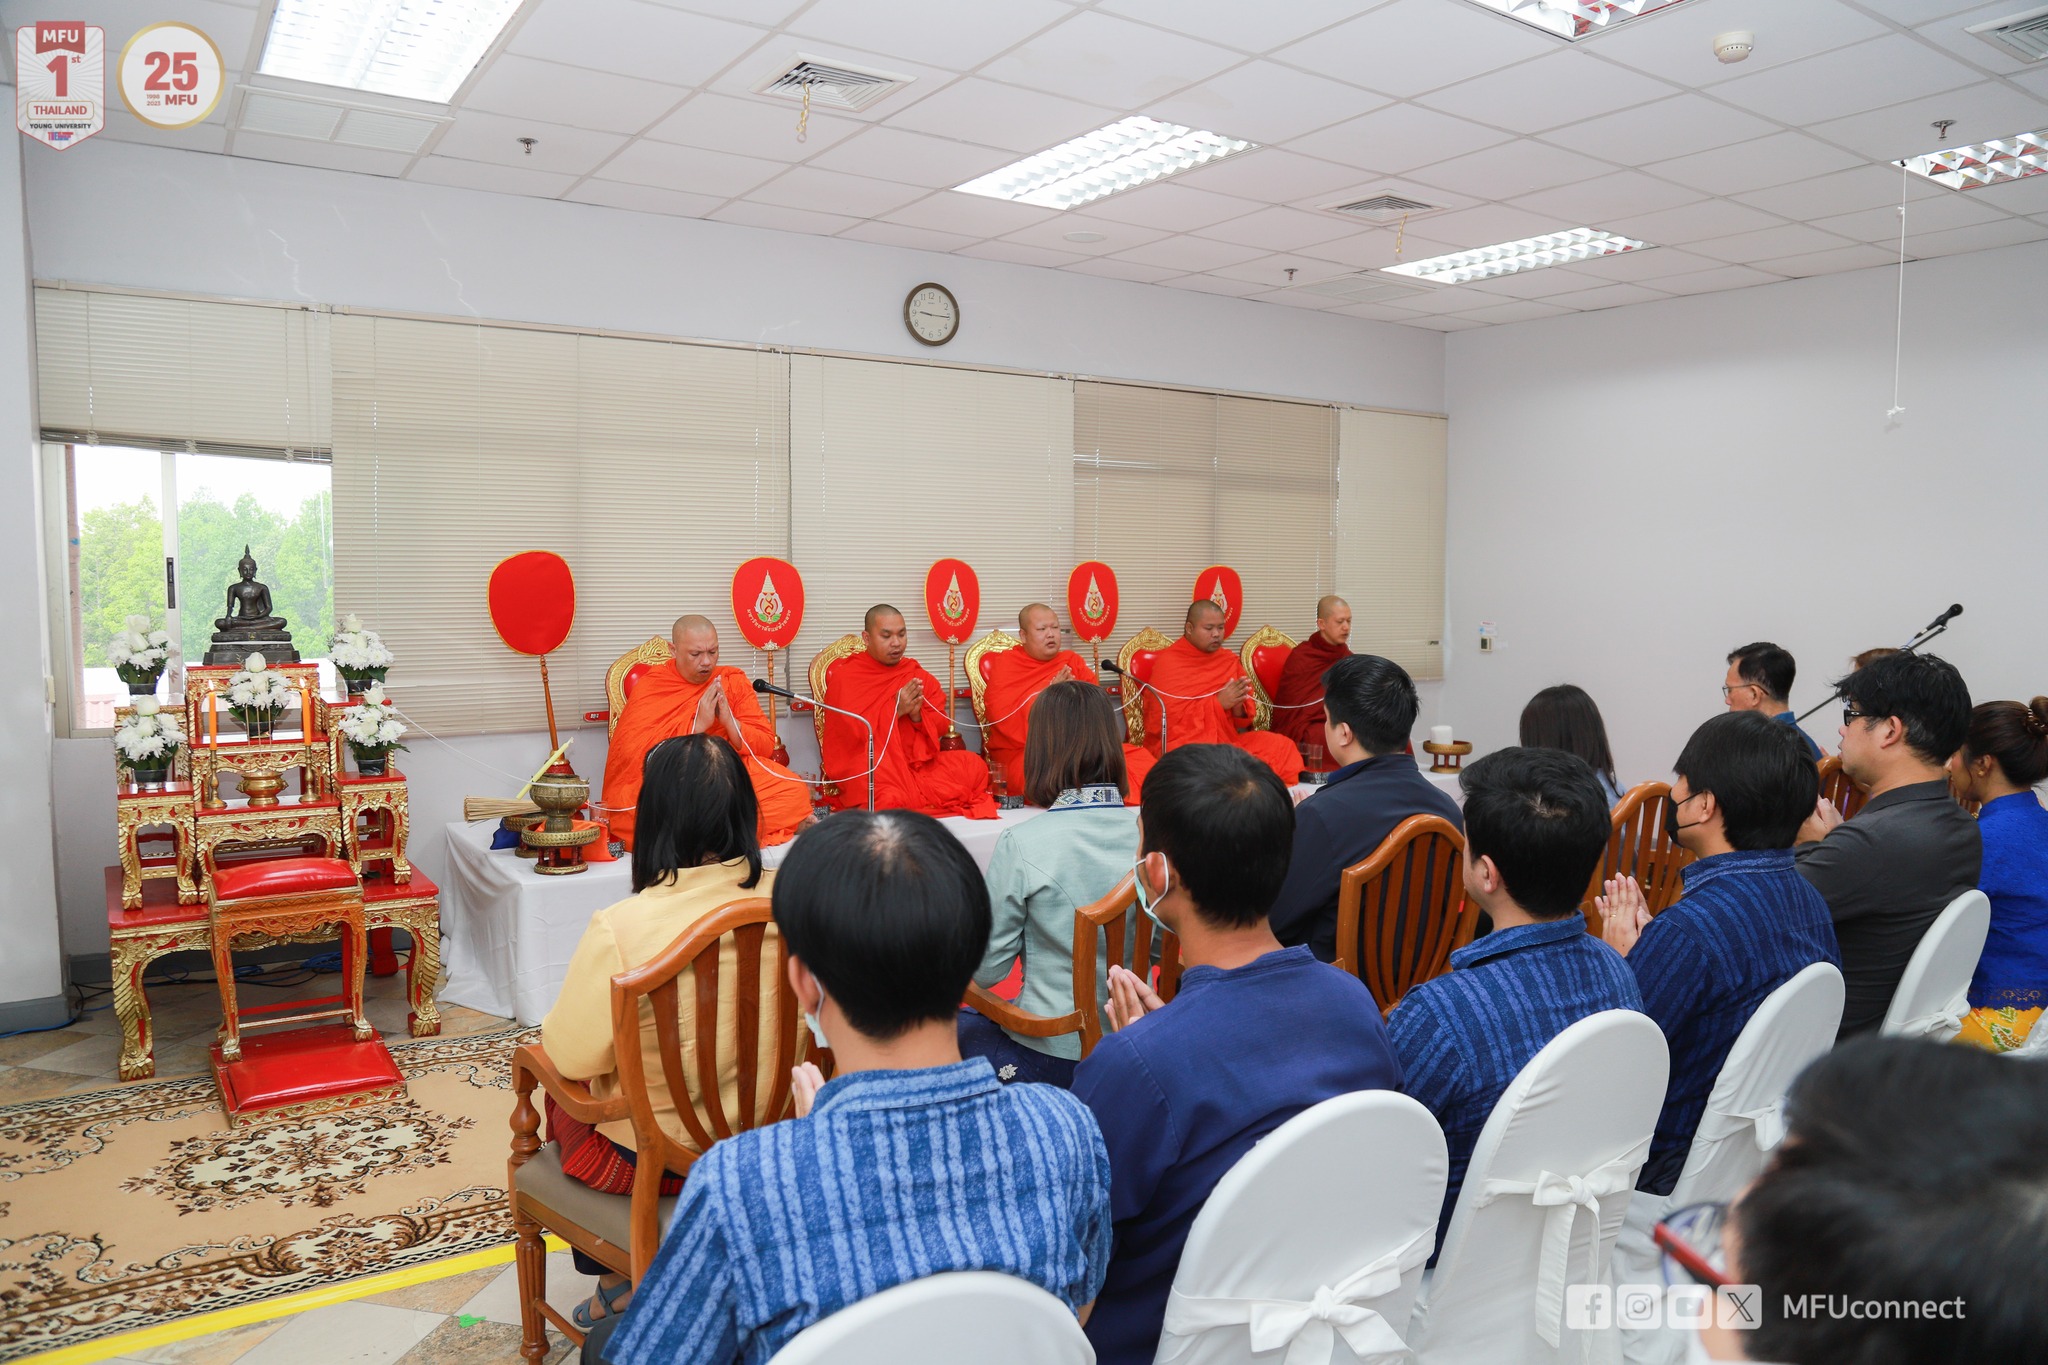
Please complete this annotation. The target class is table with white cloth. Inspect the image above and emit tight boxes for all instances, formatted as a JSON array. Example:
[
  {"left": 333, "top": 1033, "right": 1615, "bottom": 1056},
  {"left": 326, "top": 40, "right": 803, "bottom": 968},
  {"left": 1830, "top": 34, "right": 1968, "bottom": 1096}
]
[{"left": 438, "top": 761, "right": 1463, "bottom": 1025}]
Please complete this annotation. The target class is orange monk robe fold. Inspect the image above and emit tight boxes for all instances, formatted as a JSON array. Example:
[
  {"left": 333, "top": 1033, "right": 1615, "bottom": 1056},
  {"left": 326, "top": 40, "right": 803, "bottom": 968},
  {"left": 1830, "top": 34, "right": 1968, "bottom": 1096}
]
[
  {"left": 1145, "top": 637, "right": 1305, "bottom": 785},
  {"left": 1271, "top": 633, "right": 1351, "bottom": 753},
  {"left": 601, "top": 663, "right": 815, "bottom": 850},
  {"left": 981, "top": 648, "right": 1155, "bottom": 804},
  {"left": 822, "top": 653, "right": 997, "bottom": 819}
]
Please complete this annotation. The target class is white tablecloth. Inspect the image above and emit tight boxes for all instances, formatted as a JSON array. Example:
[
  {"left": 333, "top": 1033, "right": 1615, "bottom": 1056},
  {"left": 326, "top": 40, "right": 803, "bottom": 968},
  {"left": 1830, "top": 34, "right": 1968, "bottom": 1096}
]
[{"left": 438, "top": 761, "right": 1461, "bottom": 1025}]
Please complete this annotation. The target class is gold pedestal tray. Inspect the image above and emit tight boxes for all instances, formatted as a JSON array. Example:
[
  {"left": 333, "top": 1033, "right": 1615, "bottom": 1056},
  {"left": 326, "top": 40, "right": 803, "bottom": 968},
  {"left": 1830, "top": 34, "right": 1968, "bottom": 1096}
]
[
  {"left": 521, "top": 822, "right": 599, "bottom": 875},
  {"left": 1422, "top": 739, "right": 1474, "bottom": 775}
]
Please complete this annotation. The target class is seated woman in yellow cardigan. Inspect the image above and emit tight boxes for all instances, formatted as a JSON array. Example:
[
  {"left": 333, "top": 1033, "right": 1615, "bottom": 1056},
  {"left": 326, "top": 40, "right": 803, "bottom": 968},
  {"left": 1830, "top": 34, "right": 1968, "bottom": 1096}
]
[{"left": 539, "top": 733, "right": 783, "bottom": 1329}]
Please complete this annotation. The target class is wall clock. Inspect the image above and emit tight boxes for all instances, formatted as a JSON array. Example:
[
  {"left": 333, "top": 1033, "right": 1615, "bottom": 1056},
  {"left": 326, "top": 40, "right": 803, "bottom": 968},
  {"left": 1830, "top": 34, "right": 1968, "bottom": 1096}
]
[{"left": 904, "top": 282, "right": 959, "bottom": 346}]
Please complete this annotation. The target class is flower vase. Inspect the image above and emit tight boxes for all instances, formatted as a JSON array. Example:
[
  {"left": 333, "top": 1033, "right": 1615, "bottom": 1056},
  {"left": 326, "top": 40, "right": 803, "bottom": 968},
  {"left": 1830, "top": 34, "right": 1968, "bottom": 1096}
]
[
  {"left": 129, "top": 763, "right": 170, "bottom": 790},
  {"left": 126, "top": 678, "right": 160, "bottom": 697},
  {"left": 353, "top": 748, "right": 389, "bottom": 777},
  {"left": 240, "top": 710, "right": 275, "bottom": 741},
  {"left": 343, "top": 675, "right": 373, "bottom": 696}
]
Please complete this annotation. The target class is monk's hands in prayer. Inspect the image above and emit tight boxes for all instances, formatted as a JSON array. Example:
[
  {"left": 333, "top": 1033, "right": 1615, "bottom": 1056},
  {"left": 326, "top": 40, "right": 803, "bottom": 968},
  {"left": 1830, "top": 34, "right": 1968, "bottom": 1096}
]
[
  {"left": 791, "top": 1061, "right": 826, "bottom": 1118},
  {"left": 1597, "top": 876, "right": 1651, "bottom": 957},
  {"left": 1104, "top": 964, "right": 1165, "bottom": 1032},
  {"left": 895, "top": 678, "right": 924, "bottom": 718},
  {"left": 1797, "top": 795, "right": 1844, "bottom": 845},
  {"left": 691, "top": 684, "right": 723, "bottom": 734},
  {"left": 1216, "top": 675, "right": 1250, "bottom": 710}
]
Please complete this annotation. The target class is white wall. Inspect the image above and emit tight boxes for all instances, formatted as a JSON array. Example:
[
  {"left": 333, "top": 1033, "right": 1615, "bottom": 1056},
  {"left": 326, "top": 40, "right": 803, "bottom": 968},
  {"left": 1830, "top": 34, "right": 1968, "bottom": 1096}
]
[
  {"left": 30, "top": 141, "right": 1446, "bottom": 959},
  {"left": 1438, "top": 237, "right": 2048, "bottom": 788}
]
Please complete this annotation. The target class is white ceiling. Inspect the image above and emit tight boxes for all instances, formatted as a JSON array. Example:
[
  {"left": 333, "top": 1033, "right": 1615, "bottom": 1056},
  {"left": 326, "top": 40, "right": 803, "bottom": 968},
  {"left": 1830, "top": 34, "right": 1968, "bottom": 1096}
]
[{"left": 60, "top": 0, "right": 2048, "bottom": 330}]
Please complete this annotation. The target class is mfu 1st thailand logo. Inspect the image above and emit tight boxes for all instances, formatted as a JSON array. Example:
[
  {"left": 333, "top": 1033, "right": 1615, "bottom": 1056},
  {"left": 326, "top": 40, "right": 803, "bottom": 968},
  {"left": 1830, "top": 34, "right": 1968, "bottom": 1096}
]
[{"left": 16, "top": 22, "right": 105, "bottom": 150}]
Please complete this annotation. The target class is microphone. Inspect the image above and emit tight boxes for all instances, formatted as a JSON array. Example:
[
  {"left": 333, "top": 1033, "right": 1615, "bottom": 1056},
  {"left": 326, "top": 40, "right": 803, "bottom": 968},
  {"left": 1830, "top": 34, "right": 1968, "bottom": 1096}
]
[
  {"left": 1929, "top": 603, "right": 1964, "bottom": 629},
  {"left": 753, "top": 677, "right": 798, "bottom": 701},
  {"left": 759, "top": 677, "right": 876, "bottom": 810}
]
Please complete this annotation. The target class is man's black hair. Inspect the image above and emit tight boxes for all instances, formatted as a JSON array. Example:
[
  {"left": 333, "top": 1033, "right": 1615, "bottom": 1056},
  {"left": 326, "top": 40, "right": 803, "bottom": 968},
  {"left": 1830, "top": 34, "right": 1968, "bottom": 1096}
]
[
  {"left": 1458, "top": 747, "right": 1611, "bottom": 919},
  {"left": 1322, "top": 653, "right": 1419, "bottom": 756},
  {"left": 1672, "top": 711, "right": 1820, "bottom": 850},
  {"left": 1729, "top": 641, "right": 1797, "bottom": 703},
  {"left": 1139, "top": 744, "right": 1293, "bottom": 929},
  {"left": 1835, "top": 650, "right": 1972, "bottom": 764}
]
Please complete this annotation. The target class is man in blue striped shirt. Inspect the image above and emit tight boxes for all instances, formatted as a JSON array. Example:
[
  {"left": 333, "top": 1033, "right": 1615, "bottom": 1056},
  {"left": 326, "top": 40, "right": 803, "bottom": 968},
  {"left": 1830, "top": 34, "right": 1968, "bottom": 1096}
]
[
  {"left": 1388, "top": 747, "right": 1644, "bottom": 1249},
  {"left": 593, "top": 811, "right": 1112, "bottom": 1365},
  {"left": 1598, "top": 712, "right": 1840, "bottom": 1195}
]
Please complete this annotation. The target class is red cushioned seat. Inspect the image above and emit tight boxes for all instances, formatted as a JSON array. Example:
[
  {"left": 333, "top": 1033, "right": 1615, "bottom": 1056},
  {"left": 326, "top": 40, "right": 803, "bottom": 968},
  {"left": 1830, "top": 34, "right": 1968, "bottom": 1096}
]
[{"left": 212, "top": 856, "right": 360, "bottom": 901}]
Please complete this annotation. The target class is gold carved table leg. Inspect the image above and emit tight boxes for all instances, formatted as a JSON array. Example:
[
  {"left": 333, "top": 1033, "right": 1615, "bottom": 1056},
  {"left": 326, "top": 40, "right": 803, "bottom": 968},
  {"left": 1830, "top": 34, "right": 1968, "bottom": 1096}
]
[
  {"left": 400, "top": 903, "right": 441, "bottom": 1037},
  {"left": 110, "top": 927, "right": 205, "bottom": 1081},
  {"left": 117, "top": 806, "right": 144, "bottom": 910}
]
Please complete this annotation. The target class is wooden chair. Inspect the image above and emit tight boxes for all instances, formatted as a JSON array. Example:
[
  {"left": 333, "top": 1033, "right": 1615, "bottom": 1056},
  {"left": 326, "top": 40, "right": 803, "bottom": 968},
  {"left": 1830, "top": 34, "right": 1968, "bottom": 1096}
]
[
  {"left": 1334, "top": 816, "right": 1478, "bottom": 1015},
  {"left": 508, "top": 897, "right": 820, "bottom": 1358},
  {"left": 964, "top": 873, "right": 1182, "bottom": 1058},
  {"left": 1579, "top": 781, "right": 1697, "bottom": 933},
  {"left": 1238, "top": 625, "right": 1295, "bottom": 733},
  {"left": 1816, "top": 755, "right": 1869, "bottom": 821},
  {"left": 1114, "top": 628, "right": 1174, "bottom": 747},
  {"left": 964, "top": 628, "right": 1021, "bottom": 733},
  {"left": 604, "top": 637, "right": 673, "bottom": 737}
]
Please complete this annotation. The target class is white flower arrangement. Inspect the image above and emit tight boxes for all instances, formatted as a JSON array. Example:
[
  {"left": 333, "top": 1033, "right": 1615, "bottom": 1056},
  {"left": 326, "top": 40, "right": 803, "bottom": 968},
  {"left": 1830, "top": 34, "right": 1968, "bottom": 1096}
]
[
  {"left": 330, "top": 613, "right": 395, "bottom": 676},
  {"left": 115, "top": 697, "right": 186, "bottom": 768},
  {"left": 226, "top": 651, "right": 295, "bottom": 717},
  {"left": 337, "top": 683, "right": 408, "bottom": 753},
  {"left": 109, "top": 611, "right": 174, "bottom": 682}
]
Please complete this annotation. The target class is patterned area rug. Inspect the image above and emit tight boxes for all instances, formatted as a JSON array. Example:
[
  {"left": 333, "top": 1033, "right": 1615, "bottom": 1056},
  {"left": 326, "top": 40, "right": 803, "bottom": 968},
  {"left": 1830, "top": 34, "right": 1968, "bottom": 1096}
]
[{"left": 0, "top": 1027, "right": 535, "bottom": 1361}]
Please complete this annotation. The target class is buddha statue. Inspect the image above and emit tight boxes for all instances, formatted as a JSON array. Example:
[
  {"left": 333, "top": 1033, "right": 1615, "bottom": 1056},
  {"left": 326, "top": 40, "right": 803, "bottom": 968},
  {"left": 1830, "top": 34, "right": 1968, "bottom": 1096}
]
[{"left": 203, "top": 547, "right": 300, "bottom": 664}]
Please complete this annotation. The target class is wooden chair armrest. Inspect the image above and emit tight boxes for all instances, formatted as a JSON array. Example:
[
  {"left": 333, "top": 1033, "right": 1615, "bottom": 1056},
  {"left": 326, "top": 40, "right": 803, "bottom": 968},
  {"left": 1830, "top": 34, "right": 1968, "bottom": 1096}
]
[
  {"left": 963, "top": 983, "right": 1081, "bottom": 1040},
  {"left": 511, "top": 1043, "right": 632, "bottom": 1128}
]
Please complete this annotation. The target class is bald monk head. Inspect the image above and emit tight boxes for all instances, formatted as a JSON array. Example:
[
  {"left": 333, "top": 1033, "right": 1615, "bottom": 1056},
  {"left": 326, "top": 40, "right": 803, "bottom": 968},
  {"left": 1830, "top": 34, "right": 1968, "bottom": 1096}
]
[
  {"left": 1316, "top": 595, "right": 1352, "bottom": 649},
  {"left": 1185, "top": 600, "right": 1228, "bottom": 654},
  {"left": 862, "top": 604, "right": 909, "bottom": 667},
  {"left": 671, "top": 614, "right": 720, "bottom": 685},
  {"left": 1019, "top": 603, "right": 1062, "bottom": 663}
]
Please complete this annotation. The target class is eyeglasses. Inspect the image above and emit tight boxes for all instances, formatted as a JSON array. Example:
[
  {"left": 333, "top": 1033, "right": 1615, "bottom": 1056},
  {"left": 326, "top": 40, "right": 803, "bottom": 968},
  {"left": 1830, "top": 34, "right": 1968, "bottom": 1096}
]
[
  {"left": 1842, "top": 704, "right": 1877, "bottom": 726},
  {"left": 1655, "top": 1201, "right": 1732, "bottom": 1290},
  {"left": 1720, "top": 683, "right": 1763, "bottom": 699}
]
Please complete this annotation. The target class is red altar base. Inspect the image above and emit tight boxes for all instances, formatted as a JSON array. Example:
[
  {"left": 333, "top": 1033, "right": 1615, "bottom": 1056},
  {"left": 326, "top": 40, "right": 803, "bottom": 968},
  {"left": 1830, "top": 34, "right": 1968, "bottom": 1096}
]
[{"left": 210, "top": 1022, "right": 405, "bottom": 1129}]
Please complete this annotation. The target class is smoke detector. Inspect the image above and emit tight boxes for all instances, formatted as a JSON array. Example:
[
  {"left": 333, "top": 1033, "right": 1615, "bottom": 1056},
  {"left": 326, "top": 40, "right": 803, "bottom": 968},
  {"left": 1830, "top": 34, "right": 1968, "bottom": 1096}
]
[{"left": 1713, "top": 30, "right": 1755, "bottom": 64}]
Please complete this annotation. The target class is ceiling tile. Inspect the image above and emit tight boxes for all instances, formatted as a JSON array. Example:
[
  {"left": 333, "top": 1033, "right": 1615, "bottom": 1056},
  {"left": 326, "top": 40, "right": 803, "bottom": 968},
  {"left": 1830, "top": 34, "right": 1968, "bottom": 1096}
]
[
  {"left": 785, "top": 0, "right": 1071, "bottom": 71},
  {"left": 1539, "top": 93, "right": 1777, "bottom": 166},
  {"left": 1510, "top": 170, "right": 1703, "bottom": 223},
  {"left": 881, "top": 189, "right": 1062, "bottom": 237},
  {"left": 565, "top": 180, "right": 726, "bottom": 217},
  {"left": 1071, "top": 182, "right": 1264, "bottom": 231},
  {"left": 1806, "top": 82, "right": 2048, "bottom": 162},
  {"left": 1413, "top": 203, "right": 1584, "bottom": 249},
  {"left": 407, "top": 157, "right": 578, "bottom": 197},
  {"left": 508, "top": 0, "right": 770, "bottom": 88},
  {"left": 1545, "top": 244, "right": 1722, "bottom": 282},
  {"left": 1906, "top": 2, "right": 2048, "bottom": 78},
  {"left": 1098, "top": 0, "right": 1381, "bottom": 55},
  {"left": 1653, "top": 263, "right": 1786, "bottom": 295},
  {"left": 999, "top": 216, "right": 1168, "bottom": 255},
  {"left": 1810, "top": 192, "right": 2012, "bottom": 243},
  {"left": 1193, "top": 204, "right": 1361, "bottom": 251},
  {"left": 1208, "top": 253, "right": 1358, "bottom": 286},
  {"left": 1449, "top": 263, "right": 1607, "bottom": 298},
  {"left": 644, "top": 93, "right": 862, "bottom": 162},
  {"left": 591, "top": 139, "right": 783, "bottom": 197},
  {"left": 1735, "top": 165, "right": 1943, "bottom": 223},
  {"left": 230, "top": 133, "right": 416, "bottom": 177},
  {"left": 1584, "top": 0, "right": 1889, "bottom": 88},
  {"left": 1272, "top": 0, "right": 1556, "bottom": 101},
  {"left": 1539, "top": 280, "right": 1671, "bottom": 311},
  {"left": 977, "top": 11, "right": 1245, "bottom": 109},
  {"left": 460, "top": 56, "right": 688, "bottom": 136},
  {"left": 1295, "top": 230, "right": 1459, "bottom": 270},
  {"left": 1157, "top": 274, "right": 1271, "bottom": 297},
  {"left": 1708, "top": 35, "right": 1984, "bottom": 128},
  {"left": 1972, "top": 174, "right": 2048, "bottom": 214},
  {"left": 1386, "top": 287, "right": 1500, "bottom": 315},
  {"left": 742, "top": 165, "right": 929, "bottom": 217},
  {"left": 1602, "top": 198, "right": 1788, "bottom": 246},
  {"left": 1109, "top": 234, "right": 1271, "bottom": 271},
  {"left": 803, "top": 126, "right": 1015, "bottom": 189},
  {"left": 1063, "top": 257, "right": 1186, "bottom": 283},
  {"left": 1850, "top": 0, "right": 1986, "bottom": 22},
  {"left": 1251, "top": 288, "right": 1347, "bottom": 311},
  {"left": 1148, "top": 63, "right": 1388, "bottom": 145},
  {"left": 1172, "top": 148, "right": 1369, "bottom": 204},
  {"left": 1687, "top": 223, "right": 1859, "bottom": 264},
  {"left": 643, "top": 0, "right": 812, "bottom": 22},
  {"left": 1416, "top": 49, "right": 1676, "bottom": 134},
  {"left": 1330, "top": 301, "right": 1438, "bottom": 322},
  {"left": 1406, "top": 315, "right": 1489, "bottom": 331},
  {"left": 883, "top": 78, "right": 1115, "bottom": 154},
  {"left": 1750, "top": 243, "right": 1900, "bottom": 277},
  {"left": 708, "top": 200, "right": 866, "bottom": 236},
  {"left": 834, "top": 221, "right": 983, "bottom": 252},
  {"left": 1285, "top": 102, "right": 1513, "bottom": 175},
  {"left": 97, "top": 107, "right": 230, "bottom": 154},
  {"left": 1905, "top": 216, "right": 2048, "bottom": 257},
  {"left": 956, "top": 239, "right": 1090, "bottom": 268},
  {"left": 1455, "top": 298, "right": 1576, "bottom": 325},
  {"left": 1404, "top": 139, "right": 1616, "bottom": 200},
  {"left": 1645, "top": 132, "right": 1863, "bottom": 197},
  {"left": 429, "top": 111, "right": 627, "bottom": 176}
]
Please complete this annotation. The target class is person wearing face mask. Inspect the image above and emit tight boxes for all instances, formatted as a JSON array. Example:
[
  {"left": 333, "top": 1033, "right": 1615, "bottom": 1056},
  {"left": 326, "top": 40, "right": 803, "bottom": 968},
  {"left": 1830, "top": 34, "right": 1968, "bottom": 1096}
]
[{"left": 1069, "top": 743, "right": 1400, "bottom": 1365}]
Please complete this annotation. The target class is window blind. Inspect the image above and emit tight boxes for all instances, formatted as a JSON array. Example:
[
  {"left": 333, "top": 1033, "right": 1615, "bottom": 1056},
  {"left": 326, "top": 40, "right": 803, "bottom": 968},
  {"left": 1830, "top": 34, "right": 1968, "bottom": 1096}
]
[
  {"left": 1337, "top": 408, "right": 1447, "bottom": 679},
  {"left": 788, "top": 354, "right": 1074, "bottom": 682},
  {"left": 331, "top": 314, "right": 789, "bottom": 734},
  {"left": 34, "top": 285, "right": 331, "bottom": 458}
]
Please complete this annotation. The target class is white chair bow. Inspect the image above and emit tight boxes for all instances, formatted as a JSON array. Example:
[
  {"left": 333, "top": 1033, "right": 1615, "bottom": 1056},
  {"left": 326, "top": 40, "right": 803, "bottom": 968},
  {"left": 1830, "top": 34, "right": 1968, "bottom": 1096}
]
[
  {"left": 1893, "top": 994, "right": 1969, "bottom": 1042},
  {"left": 1694, "top": 1093, "right": 1787, "bottom": 1152},
  {"left": 1478, "top": 1136, "right": 1651, "bottom": 1346},
  {"left": 1158, "top": 1226, "right": 1433, "bottom": 1365}
]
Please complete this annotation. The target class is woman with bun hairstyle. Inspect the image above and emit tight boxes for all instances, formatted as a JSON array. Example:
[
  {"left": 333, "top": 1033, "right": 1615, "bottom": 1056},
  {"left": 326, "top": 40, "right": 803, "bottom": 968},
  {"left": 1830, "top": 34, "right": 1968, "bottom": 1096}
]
[{"left": 1950, "top": 695, "right": 2048, "bottom": 1051}]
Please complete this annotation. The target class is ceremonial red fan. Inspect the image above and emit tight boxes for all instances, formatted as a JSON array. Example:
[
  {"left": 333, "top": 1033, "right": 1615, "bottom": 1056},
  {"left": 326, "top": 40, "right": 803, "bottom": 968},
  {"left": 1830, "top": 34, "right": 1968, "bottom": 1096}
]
[
  {"left": 1193, "top": 565, "right": 1244, "bottom": 637},
  {"left": 924, "top": 558, "right": 980, "bottom": 644},
  {"left": 731, "top": 556, "right": 805, "bottom": 651},
  {"left": 1067, "top": 561, "right": 1119, "bottom": 643},
  {"left": 489, "top": 551, "right": 576, "bottom": 750}
]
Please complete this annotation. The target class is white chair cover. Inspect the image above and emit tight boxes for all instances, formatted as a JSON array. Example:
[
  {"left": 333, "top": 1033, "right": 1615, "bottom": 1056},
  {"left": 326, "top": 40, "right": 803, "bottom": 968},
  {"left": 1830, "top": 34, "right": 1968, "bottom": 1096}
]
[
  {"left": 1881, "top": 890, "right": 1990, "bottom": 1042},
  {"left": 1409, "top": 1010, "right": 1668, "bottom": 1365},
  {"left": 768, "top": 1271, "right": 1094, "bottom": 1365},
  {"left": 1155, "top": 1090, "right": 1448, "bottom": 1365},
  {"left": 1612, "top": 962, "right": 1844, "bottom": 1365}
]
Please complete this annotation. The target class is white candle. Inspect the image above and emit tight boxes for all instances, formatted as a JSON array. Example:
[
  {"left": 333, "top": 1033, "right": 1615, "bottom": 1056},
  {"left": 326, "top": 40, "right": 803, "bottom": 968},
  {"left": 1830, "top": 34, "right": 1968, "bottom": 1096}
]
[{"left": 1430, "top": 725, "right": 1455, "bottom": 746}]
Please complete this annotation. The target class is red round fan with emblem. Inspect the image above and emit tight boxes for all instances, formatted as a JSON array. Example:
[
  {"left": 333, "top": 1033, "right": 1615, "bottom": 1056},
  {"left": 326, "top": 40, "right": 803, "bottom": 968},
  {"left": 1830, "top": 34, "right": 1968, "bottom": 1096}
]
[
  {"left": 1192, "top": 565, "right": 1244, "bottom": 638},
  {"left": 924, "top": 559, "right": 980, "bottom": 644},
  {"left": 488, "top": 551, "right": 576, "bottom": 656},
  {"left": 731, "top": 556, "right": 805, "bottom": 651},
  {"left": 1067, "top": 561, "right": 1119, "bottom": 643}
]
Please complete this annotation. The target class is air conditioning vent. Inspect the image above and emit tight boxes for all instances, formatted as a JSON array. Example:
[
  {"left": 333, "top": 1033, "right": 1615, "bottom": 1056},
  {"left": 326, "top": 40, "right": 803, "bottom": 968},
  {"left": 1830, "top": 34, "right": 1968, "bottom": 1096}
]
[
  {"left": 232, "top": 87, "right": 448, "bottom": 154},
  {"left": 1288, "top": 273, "right": 1434, "bottom": 304},
  {"left": 752, "top": 54, "right": 915, "bottom": 112},
  {"left": 237, "top": 90, "right": 343, "bottom": 140},
  {"left": 1322, "top": 193, "right": 1440, "bottom": 223},
  {"left": 1968, "top": 5, "right": 2048, "bottom": 61}
]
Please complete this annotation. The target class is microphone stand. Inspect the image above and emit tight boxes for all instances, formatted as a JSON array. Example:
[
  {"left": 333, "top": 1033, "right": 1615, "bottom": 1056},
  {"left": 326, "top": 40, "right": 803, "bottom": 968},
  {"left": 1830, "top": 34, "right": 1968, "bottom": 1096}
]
[
  {"left": 1101, "top": 661, "right": 1167, "bottom": 751},
  {"left": 1791, "top": 607, "right": 1963, "bottom": 724},
  {"left": 756, "top": 679, "right": 874, "bottom": 811}
]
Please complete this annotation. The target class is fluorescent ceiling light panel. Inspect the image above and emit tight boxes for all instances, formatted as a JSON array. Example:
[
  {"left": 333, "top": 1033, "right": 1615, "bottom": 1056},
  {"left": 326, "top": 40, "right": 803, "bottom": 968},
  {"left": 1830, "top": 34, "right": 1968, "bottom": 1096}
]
[
  {"left": 1464, "top": 0, "right": 1693, "bottom": 41},
  {"left": 1382, "top": 228, "right": 1650, "bottom": 283},
  {"left": 953, "top": 116, "right": 1255, "bottom": 210},
  {"left": 1899, "top": 129, "right": 2048, "bottom": 191},
  {"left": 259, "top": 0, "right": 525, "bottom": 104}
]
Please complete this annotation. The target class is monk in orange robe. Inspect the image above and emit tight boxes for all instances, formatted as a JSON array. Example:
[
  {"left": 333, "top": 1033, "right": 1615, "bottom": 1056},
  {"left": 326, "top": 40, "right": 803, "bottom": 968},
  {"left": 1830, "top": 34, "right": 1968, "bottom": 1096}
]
[
  {"left": 1271, "top": 595, "right": 1352, "bottom": 770},
  {"left": 1144, "top": 600, "right": 1305, "bottom": 786},
  {"left": 820, "top": 605, "right": 997, "bottom": 819},
  {"left": 982, "top": 603, "right": 1155, "bottom": 804},
  {"left": 601, "top": 615, "right": 816, "bottom": 850}
]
